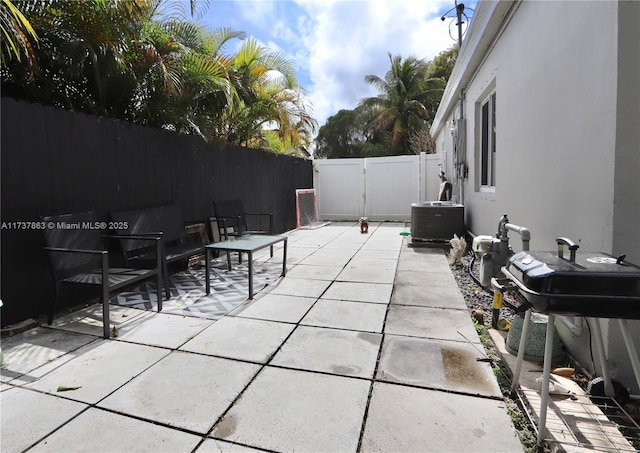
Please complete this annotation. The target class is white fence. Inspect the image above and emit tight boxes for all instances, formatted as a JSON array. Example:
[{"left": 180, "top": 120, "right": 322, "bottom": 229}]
[{"left": 313, "top": 152, "right": 445, "bottom": 221}]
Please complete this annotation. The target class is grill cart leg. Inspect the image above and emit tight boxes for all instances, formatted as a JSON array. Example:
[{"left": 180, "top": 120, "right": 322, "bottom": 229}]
[
  {"left": 510, "top": 309, "right": 533, "bottom": 394},
  {"left": 589, "top": 317, "right": 616, "bottom": 397},
  {"left": 618, "top": 319, "right": 640, "bottom": 391},
  {"left": 537, "top": 314, "right": 556, "bottom": 446}
]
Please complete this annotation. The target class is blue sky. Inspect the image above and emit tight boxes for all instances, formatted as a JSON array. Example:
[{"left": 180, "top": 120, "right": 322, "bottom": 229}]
[{"left": 187, "top": 0, "right": 476, "bottom": 127}]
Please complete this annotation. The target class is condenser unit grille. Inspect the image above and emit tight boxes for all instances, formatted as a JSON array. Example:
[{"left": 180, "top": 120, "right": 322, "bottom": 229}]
[{"left": 410, "top": 202, "right": 465, "bottom": 243}]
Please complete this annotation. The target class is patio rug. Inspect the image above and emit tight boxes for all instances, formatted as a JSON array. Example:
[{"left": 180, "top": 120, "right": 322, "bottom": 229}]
[{"left": 111, "top": 258, "right": 284, "bottom": 320}]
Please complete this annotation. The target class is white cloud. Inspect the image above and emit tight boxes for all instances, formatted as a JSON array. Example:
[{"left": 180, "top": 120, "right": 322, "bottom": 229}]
[
  {"left": 291, "top": 0, "right": 458, "bottom": 126},
  {"left": 200, "top": 0, "right": 463, "bottom": 127}
]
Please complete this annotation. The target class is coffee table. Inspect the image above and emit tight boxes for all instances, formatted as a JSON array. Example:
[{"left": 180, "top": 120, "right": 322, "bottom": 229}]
[{"left": 205, "top": 234, "right": 287, "bottom": 299}]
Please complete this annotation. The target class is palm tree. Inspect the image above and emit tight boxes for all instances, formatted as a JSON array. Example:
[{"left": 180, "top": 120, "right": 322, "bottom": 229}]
[
  {"left": 217, "top": 37, "right": 316, "bottom": 152},
  {"left": 361, "top": 53, "right": 443, "bottom": 155},
  {"left": 0, "top": 0, "right": 38, "bottom": 72},
  {"left": 1, "top": 0, "right": 315, "bottom": 155},
  {"left": 2, "top": 0, "right": 154, "bottom": 114}
]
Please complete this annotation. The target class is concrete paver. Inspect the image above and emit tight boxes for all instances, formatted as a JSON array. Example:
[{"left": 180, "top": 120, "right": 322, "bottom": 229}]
[
  {"left": 1, "top": 386, "right": 87, "bottom": 453},
  {"left": 284, "top": 263, "right": 343, "bottom": 281},
  {"left": 212, "top": 367, "right": 370, "bottom": 453},
  {"left": 270, "top": 325, "right": 381, "bottom": 378},
  {"left": 385, "top": 304, "right": 482, "bottom": 343},
  {"left": 391, "top": 282, "right": 469, "bottom": 310},
  {"left": 114, "top": 312, "right": 214, "bottom": 349},
  {"left": 321, "top": 281, "right": 393, "bottom": 304},
  {"left": 393, "top": 268, "right": 457, "bottom": 287},
  {"left": 233, "top": 294, "right": 316, "bottom": 323},
  {"left": 337, "top": 263, "right": 397, "bottom": 284},
  {"left": 300, "top": 299, "right": 387, "bottom": 332},
  {"left": 376, "top": 334, "right": 502, "bottom": 398},
  {"left": 99, "top": 351, "right": 260, "bottom": 434},
  {"left": 180, "top": 316, "right": 295, "bottom": 363},
  {"left": 29, "top": 407, "right": 202, "bottom": 452},
  {"left": 26, "top": 341, "right": 169, "bottom": 403},
  {"left": 360, "top": 382, "right": 523, "bottom": 453},
  {"left": 0, "top": 327, "right": 96, "bottom": 384},
  {"left": 48, "top": 304, "right": 149, "bottom": 337},
  {"left": 196, "top": 438, "right": 261, "bottom": 452},
  {"left": 266, "top": 277, "right": 331, "bottom": 298}
]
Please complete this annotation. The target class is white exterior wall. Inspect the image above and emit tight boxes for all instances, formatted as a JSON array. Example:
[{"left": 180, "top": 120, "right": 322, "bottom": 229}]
[
  {"left": 432, "top": 0, "right": 640, "bottom": 393},
  {"left": 464, "top": 0, "right": 618, "bottom": 253}
]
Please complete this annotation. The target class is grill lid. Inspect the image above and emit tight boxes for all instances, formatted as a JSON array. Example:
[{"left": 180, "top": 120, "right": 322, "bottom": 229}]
[{"left": 502, "top": 237, "right": 640, "bottom": 318}]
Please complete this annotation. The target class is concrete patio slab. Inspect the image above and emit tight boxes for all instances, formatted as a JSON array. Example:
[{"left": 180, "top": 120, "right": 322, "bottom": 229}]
[
  {"left": 322, "top": 281, "right": 393, "bottom": 304},
  {"left": 323, "top": 239, "right": 367, "bottom": 250},
  {"left": 394, "top": 268, "right": 458, "bottom": 287},
  {"left": 233, "top": 294, "right": 316, "bottom": 323},
  {"left": 360, "top": 237, "right": 405, "bottom": 251},
  {"left": 353, "top": 249, "right": 401, "bottom": 260},
  {"left": 277, "top": 245, "right": 316, "bottom": 265},
  {"left": 337, "top": 264, "right": 397, "bottom": 284},
  {"left": 49, "top": 304, "right": 149, "bottom": 337},
  {"left": 384, "top": 305, "right": 482, "bottom": 344},
  {"left": 376, "top": 335, "right": 502, "bottom": 398},
  {"left": 360, "top": 382, "right": 523, "bottom": 452},
  {"left": 180, "top": 316, "right": 295, "bottom": 363},
  {"left": 284, "top": 263, "right": 343, "bottom": 281},
  {"left": 99, "top": 351, "right": 260, "bottom": 434},
  {"left": 270, "top": 325, "right": 381, "bottom": 378},
  {"left": 196, "top": 438, "right": 262, "bottom": 452},
  {"left": 1, "top": 386, "right": 87, "bottom": 453},
  {"left": 211, "top": 367, "right": 370, "bottom": 453},
  {"left": 301, "top": 299, "right": 387, "bottom": 332},
  {"left": 298, "top": 252, "right": 354, "bottom": 267},
  {"left": 266, "top": 277, "right": 331, "bottom": 298},
  {"left": 397, "top": 259, "right": 454, "bottom": 274},
  {"left": 391, "top": 282, "right": 469, "bottom": 310},
  {"left": 29, "top": 407, "right": 202, "bottom": 452},
  {"left": 114, "top": 312, "right": 213, "bottom": 349},
  {"left": 26, "top": 341, "right": 169, "bottom": 403},
  {"left": 0, "top": 327, "right": 96, "bottom": 384}
]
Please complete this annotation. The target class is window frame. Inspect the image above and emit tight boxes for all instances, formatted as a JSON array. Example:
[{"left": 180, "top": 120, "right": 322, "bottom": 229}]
[{"left": 478, "top": 90, "right": 497, "bottom": 192}]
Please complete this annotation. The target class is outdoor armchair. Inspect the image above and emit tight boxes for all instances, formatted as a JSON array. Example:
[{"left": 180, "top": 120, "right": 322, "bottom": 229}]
[
  {"left": 42, "top": 210, "right": 163, "bottom": 339},
  {"left": 212, "top": 199, "right": 274, "bottom": 269}
]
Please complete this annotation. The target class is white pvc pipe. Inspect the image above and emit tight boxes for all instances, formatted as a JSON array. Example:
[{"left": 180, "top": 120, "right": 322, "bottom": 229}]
[{"left": 559, "top": 315, "right": 584, "bottom": 336}]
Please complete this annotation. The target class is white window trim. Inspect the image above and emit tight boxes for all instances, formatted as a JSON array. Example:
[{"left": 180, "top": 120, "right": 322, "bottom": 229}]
[{"left": 477, "top": 88, "right": 497, "bottom": 192}]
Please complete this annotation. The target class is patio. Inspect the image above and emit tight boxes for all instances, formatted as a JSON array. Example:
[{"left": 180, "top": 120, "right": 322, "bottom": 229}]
[{"left": 1, "top": 222, "right": 524, "bottom": 452}]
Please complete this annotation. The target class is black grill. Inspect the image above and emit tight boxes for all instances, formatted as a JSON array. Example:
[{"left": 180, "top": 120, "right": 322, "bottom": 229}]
[{"left": 502, "top": 237, "right": 640, "bottom": 319}]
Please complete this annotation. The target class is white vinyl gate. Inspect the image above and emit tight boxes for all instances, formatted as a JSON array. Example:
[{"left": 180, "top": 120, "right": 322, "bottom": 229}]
[{"left": 313, "top": 153, "right": 446, "bottom": 221}]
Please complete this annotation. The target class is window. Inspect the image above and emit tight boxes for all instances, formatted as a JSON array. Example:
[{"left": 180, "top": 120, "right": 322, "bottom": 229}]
[{"left": 480, "top": 92, "right": 496, "bottom": 188}]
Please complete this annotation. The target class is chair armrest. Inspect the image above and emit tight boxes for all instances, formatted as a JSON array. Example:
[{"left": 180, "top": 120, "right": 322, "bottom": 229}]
[
  {"left": 102, "top": 234, "right": 163, "bottom": 241},
  {"left": 244, "top": 213, "right": 274, "bottom": 233},
  {"left": 44, "top": 247, "right": 107, "bottom": 255}
]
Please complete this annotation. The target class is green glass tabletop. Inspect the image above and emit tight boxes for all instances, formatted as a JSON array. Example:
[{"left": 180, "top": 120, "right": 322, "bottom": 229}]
[{"left": 205, "top": 234, "right": 286, "bottom": 252}]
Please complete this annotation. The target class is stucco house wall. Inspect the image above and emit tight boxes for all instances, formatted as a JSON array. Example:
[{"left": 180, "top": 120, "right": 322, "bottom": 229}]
[{"left": 432, "top": 0, "right": 640, "bottom": 393}]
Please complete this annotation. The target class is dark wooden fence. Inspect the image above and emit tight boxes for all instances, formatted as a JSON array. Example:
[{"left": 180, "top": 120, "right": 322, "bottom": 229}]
[{"left": 0, "top": 97, "right": 313, "bottom": 327}]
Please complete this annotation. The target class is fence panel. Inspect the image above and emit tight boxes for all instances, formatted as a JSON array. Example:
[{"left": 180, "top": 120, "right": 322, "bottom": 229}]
[
  {"left": 313, "top": 159, "right": 365, "bottom": 221},
  {"left": 365, "top": 155, "right": 421, "bottom": 221},
  {"left": 0, "top": 98, "right": 312, "bottom": 326}
]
